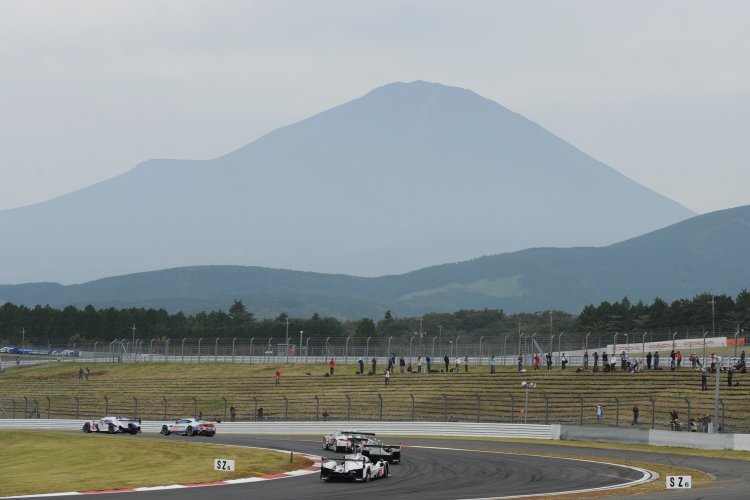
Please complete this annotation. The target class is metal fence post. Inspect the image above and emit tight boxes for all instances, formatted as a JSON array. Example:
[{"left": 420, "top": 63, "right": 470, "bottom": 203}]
[
  {"left": 133, "top": 397, "right": 138, "bottom": 421},
  {"left": 314, "top": 396, "right": 319, "bottom": 421},
  {"left": 163, "top": 397, "right": 168, "bottom": 421},
  {"left": 649, "top": 397, "right": 656, "bottom": 429},
  {"left": 192, "top": 396, "right": 197, "bottom": 419},
  {"left": 509, "top": 393, "right": 515, "bottom": 423},
  {"left": 378, "top": 394, "right": 384, "bottom": 421},
  {"left": 12, "top": 399, "right": 16, "bottom": 419},
  {"left": 614, "top": 397, "right": 620, "bottom": 427},
  {"left": 253, "top": 396, "right": 258, "bottom": 421},
  {"left": 719, "top": 398, "right": 725, "bottom": 432},
  {"left": 543, "top": 393, "right": 549, "bottom": 425},
  {"left": 223, "top": 397, "right": 228, "bottom": 421},
  {"left": 443, "top": 394, "right": 448, "bottom": 422},
  {"left": 104, "top": 396, "right": 109, "bottom": 416},
  {"left": 577, "top": 395, "right": 584, "bottom": 425},
  {"left": 410, "top": 394, "right": 415, "bottom": 421},
  {"left": 346, "top": 395, "right": 352, "bottom": 421},
  {"left": 476, "top": 395, "right": 481, "bottom": 422},
  {"left": 46, "top": 396, "right": 51, "bottom": 419},
  {"left": 683, "top": 396, "right": 691, "bottom": 426},
  {"left": 283, "top": 395, "right": 289, "bottom": 420},
  {"left": 75, "top": 397, "right": 80, "bottom": 420},
  {"left": 24, "top": 396, "right": 28, "bottom": 419}
]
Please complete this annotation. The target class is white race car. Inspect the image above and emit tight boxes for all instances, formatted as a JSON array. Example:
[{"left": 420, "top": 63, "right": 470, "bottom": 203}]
[
  {"left": 82, "top": 416, "right": 141, "bottom": 435},
  {"left": 323, "top": 430, "right": 375, "bottom": 452},
  {"left": 320, "top": 453, "right": 389, "bottom": 482},
  {"left": 160, "top": 418, "right": 216, "bottom": 437}
]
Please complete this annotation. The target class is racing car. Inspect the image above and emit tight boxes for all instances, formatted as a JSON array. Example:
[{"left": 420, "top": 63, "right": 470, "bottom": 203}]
[
  {"left": 320, "top": 453, "right": 389, "bottom": 482},
  {"left": 160, "top": 418, "right": 216, "bottom": 437},
  {"left": 82, "top": 416, "right": 140, "bottom": 434},
  {"left": 323, "top": 430, "right": 375, "bottom": 452},
  {"left": 358, "top": 437, "right": 402, "bottom": 464}
]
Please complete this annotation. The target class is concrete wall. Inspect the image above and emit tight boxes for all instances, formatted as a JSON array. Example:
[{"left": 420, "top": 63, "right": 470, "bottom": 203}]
[
  {"left": 648, "top": 429, "right": 734, "bottom": 450},
  {"left": 560, "top": 425, "right": 649, "bottom": 445}
]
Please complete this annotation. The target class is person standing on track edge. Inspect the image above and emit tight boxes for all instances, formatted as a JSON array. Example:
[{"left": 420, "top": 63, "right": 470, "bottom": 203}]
[{"left": 329, "top": 358, "right": 335, "bottom": 375}]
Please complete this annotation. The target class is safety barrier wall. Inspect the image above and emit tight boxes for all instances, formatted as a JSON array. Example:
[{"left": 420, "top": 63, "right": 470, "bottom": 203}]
[
  {"left": 0, "top": 419, "right": 558, "bottom": 439},
  {"left": 560, "top": 425, "right": 750, "bottom": 451}
]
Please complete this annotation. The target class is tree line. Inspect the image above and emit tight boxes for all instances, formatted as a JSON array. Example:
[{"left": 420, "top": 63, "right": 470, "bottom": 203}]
[{"left": 1, "top": 291, "right": 748, "bottom": 348}]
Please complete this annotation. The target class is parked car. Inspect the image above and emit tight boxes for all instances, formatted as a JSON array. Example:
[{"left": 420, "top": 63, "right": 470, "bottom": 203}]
[
  {"left": 82, "top": 416, "right": 140, "bottom": 435},
  {"left": 323, "top": 430, "right": 375, "bottom": 452},
  {"left": 320, "top": 453, "right": 389, "bottom": 482},
  {"left": 160, "top": 418, "right": 216, "bottom": 437}
]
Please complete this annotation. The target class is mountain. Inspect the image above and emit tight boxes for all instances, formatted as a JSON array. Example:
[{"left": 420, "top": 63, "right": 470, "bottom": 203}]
[
  {"left": 1, "top": 205, "right": 747, "bottom": 318},
  {"left": 0, "top": 81, "right": 694, "bottom": 284}
]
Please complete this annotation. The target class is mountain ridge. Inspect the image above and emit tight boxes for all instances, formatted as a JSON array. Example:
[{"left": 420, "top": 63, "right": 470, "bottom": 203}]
[{"left": 1, "top": 204, "right": 746, "bottom": 319}]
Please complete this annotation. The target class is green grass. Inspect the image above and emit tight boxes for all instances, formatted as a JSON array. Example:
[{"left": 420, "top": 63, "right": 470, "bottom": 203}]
[
  {"left": 0, "top": 431, "right": 312, "bottom": 496},
  {"left": 1, "top": 361, "right": 748, "bottom": 433}
]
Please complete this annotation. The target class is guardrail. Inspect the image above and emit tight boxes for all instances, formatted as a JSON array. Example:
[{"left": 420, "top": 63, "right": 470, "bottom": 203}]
[{"left": 0, "top": 419, "right": 559, "bottom": 439}]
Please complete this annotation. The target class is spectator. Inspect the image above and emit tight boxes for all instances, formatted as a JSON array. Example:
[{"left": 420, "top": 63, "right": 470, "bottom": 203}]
[
  {"left": 387, "top": 357, "right": 394, "bottom": 373},
  {"left": 443, "top": 354, "right": 449, "bottom": 372},
  {"left": 229, "top": 406, "right": 236, "bottom": 422},
  {"left": 358, "top": 357, "right": 364, "bottom": 374},
  {"left": 632, "top": 405, "right": 639, "bottom": 425},
  {"left": 728, "top": 367, "right": 734, "bottom": 387},
  {"left": 533, "top": 353, "right": 540, "bottom": 370},
  {"left": 676, "top": 351, "right": 682, "bottom": 370},
  {"left": 620, "top": 351, "right": 628, "bottom": 371},
  {"left": 257, "top": 407, "right": 264, "bottom": 421},
  {"left": 463, "top": 356, "right": 469, "bottom": 373},
  {"left": 545, "top": 352, "right": 552, "bottom": 370},
  {"left": 490, "top": 355, "right": 496, "bottom": 374},
  {"left": 602, "top": 352, "right": 608, "bottom": 370},
  {"left": 416, "top": 356, "right": 423, "bottom": 373},
  {"left": 371, "top": 357, "right": 377, "bottom": 374},
  {"left": 689, "top": 352, "right": 696, "bottom": 369},
  {"left": 454, "top": 357, "right": 460, "bottom": 373},
  {"left": 275, "top": 370, "right": 281, "bottom": 385},
  {"left": 426, "top": 356, "right": 432, "bottom": 373},
  {"left": 741, "top": 350, "right": 746, "bottom": 366},
  {"left": 710, "top": 353, "right": 716, "bottom": 373},
  {"left": 670, "top": 349, "right": 676, "bottom": 370},
  {"left": 329, "top": 358, "right": 335, "bottom": 376},
  {"left": 596, "top": 404, "right": 604, "bottom": 423},
  {"left": 85, "top": 367, "right": 90, "bottom": 380},
  {"left": 561, "top": 353, "right": 568, "bottom": 370},
  {"left": 78, "top": 367, "right": 83, "bottom": 381},
  {"left": 593, "top": 351, "right": 599, "bottom": 372},
  {"left": 322, "top": 410, "right": 330, "bottom": 421},
  {"left": 384, "top": 369, "right": 390, "bottom": 386},
  {"left": 517, "top": 354, "right": 523, "bottom": 372},
  {"left": 653, "top": 351, "right": 660, "bottom": 370},
  {"left": 646, "top": 352, "right": 653, "bottom": 370},
  {"left": 583, "top": 350, "right": 589, "bottom": 370},
  {"left": 701, "top": 369, "right": 708, "bottom": 390}
]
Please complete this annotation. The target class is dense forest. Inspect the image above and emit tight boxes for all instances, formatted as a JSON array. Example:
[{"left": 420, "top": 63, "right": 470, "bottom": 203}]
[{"left": 1, "top": 290, "right": 748, "bottom": 348}]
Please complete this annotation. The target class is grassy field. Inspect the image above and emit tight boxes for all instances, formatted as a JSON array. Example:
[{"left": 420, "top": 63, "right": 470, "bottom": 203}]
[
  {"left": 0, "top": 430, "right": 312, "bottom": 496},
  {"left": 0, "top": 360, "right": 748, "bottom": 432}
]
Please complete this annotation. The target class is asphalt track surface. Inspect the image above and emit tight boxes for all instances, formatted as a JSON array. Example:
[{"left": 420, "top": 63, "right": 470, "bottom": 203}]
[{"left": 26, "top": 434, "right": 749, "bottom": 499}]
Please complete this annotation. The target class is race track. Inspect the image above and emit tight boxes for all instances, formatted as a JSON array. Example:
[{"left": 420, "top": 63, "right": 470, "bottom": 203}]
[{"left": 14, "top": 434, "right": 749, "bottom": 499}]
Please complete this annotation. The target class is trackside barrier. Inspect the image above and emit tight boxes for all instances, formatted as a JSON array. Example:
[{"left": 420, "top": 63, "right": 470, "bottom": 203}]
[{"left": 0, "top": 419, "right": 559, "bottom": 439}]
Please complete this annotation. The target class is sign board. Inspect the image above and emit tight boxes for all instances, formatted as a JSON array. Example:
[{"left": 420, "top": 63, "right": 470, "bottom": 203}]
[
  {"left": 214, "top": 458, "right": 235, "bottom": 472},
  {"left": 666, "top": 475, "right": 691, "bottom": 489}
]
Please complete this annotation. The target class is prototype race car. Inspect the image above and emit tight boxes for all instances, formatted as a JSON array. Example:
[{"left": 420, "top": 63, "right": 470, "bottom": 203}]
[
  {"left": 320, "top": 453, "right": 389, "bottom": 482},
  {"left": 358, "top": 437, "right": 402, "bottom": 464},
  {"left": 82, "top": 416, "right": 140, "bottom": 435},
  {"left": 160, "top": 418, "right": 216, "bottom": 437},
  {"left": 323, "top": 430, "right": 375, "bottom": 452}
]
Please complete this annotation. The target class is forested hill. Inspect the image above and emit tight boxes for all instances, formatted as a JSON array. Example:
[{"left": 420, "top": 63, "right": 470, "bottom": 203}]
[{"left": 1, "top": 205, "right": 749, "bottom": 318}]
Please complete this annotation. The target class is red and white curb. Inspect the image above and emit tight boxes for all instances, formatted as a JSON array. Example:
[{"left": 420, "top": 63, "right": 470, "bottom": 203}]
[{"left": 0, "top": 448, "right": 321, "bottom": 499}]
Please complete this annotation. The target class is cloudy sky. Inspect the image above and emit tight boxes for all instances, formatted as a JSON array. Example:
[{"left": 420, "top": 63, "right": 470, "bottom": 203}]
[{"left": 1, "top": 0, "right": 747, "bottom": 214}]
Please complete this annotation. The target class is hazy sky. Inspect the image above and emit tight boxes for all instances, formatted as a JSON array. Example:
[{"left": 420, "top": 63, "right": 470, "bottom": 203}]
[{"left": 1, "top": 0, "right": 747, "bottom": 214}]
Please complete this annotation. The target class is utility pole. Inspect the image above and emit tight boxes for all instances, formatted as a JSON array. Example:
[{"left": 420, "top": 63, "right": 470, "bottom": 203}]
[
  {"left": 21, "top": 327, "right": 25, "bottom": 349},
  {"left": 709, "top": 295, "right": 716, "bottom": 337}
]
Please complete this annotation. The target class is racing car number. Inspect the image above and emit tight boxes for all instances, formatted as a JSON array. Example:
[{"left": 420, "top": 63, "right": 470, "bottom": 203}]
[{"left": 214, "top": 458, "right": 235, "bottom": 471}]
